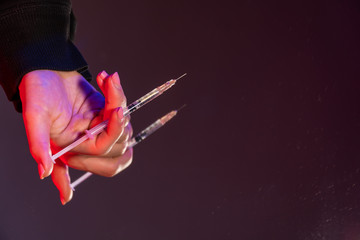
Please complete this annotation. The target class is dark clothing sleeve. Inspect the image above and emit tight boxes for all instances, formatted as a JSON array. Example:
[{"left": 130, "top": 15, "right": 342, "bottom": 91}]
[{"left": 0, "top": 0, "right": 91, "bottom": 112}]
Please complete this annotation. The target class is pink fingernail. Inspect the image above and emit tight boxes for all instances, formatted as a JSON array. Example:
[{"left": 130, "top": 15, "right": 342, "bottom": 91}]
[
  {"left": 112, "top": 72, "right": 121, "bottom": 90},
  {"left": 100, "top": 70, "right": 108, "bottom": 79},
  {"left": 60, "top": 196, "right": 66, "bottom": 205},
  {"left": 38, "top": 164, "right": 45, "bottom": 180}
]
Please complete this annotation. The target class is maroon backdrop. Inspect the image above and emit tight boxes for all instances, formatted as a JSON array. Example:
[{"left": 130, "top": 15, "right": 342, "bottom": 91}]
[{"left": 0, "top": 0, "right": 360, "bottom": 239}]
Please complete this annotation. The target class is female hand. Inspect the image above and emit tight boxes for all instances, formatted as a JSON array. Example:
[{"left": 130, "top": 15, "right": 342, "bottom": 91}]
[{"left": 19, "top": 70, "right": 133, "bottom": 204}]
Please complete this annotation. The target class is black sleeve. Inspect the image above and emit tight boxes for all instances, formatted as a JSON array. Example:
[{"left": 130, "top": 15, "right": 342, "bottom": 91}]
[{"left": 0, "top": 0, "right": 91, "bottom": 112}]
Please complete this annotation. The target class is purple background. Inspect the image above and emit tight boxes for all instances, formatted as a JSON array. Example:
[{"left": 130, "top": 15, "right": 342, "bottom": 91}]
[{"left": 1, "top": 0, "right": 360, "bottom": 239}]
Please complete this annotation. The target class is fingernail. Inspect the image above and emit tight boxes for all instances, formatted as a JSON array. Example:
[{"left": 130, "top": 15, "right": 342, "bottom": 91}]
[
  {"left": 100, "top": 70, "right": 108, "bottom": 79},
  {"left": 38, "top": 164, "right": 45, "bottom": 180},
  {"left": 60, "top": 196, "right": 66, "bottom": 205},
  {"left": 112, "top": 72, "right": 121, "bottom": 89}
]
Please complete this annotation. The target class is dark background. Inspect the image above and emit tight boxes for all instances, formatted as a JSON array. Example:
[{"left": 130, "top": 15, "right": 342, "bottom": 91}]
[{"left": 1, "top": 0, "right": 360, "bottom": 239}]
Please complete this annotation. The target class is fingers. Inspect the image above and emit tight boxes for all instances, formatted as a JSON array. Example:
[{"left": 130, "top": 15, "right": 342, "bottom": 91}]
[
  {"left": 22, "top": 109, "right": 54, "bottom": 179},
  {"left": 95, "top": 72, "right": 129, "bottom": 153},
  {"left": 66, "top": 148, "right": 133, "bottom": 177},
  {"left": 71, "top": 71, "right": 128, "bottom": 155},
  {"left": 94, "top": 107, "right": 125, "bottom": 154},
  {"left": 100, "top": 123, "right": 133, "bottom": 157},
  {"left": 51, "top": 161, "right": 73, "bottom": 205},
  {"left": 117, "top": 122, "right": 133, "bottom": 148},
  {"left": 96, "top": 70, "right": 108, "bottom": 93},
  {"left": 73, "top": 107, "right": 125, "bottom": 155},
  {"left": 103, "top": 72, "right": 127, "bottom": 120}
]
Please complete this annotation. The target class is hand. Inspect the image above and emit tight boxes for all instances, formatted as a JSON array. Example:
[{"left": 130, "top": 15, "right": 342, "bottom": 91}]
[{"left": 19, "top": 70, "right": 133, "bottom": 205}]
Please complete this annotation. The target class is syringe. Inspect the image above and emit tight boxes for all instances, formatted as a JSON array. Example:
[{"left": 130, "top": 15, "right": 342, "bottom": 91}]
[
  {"left": 70, "top": 108, "right": 181, "bottom": 189},
  {"left": 51, "top": 74, "right": 186, "bottom": 162}
]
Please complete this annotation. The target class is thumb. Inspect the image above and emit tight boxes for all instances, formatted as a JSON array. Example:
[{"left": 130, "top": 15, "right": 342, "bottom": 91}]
[{"left": 23, "top": 110, "right": 54, "bottom": 179}]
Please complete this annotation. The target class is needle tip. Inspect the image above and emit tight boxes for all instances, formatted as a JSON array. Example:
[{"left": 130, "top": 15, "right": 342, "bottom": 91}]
[
  {"left": 176, "top": 104, "right": 187, "bottom": 112},
  {"left": 174, "top": 73, "right": 187, "bottom": 81}
]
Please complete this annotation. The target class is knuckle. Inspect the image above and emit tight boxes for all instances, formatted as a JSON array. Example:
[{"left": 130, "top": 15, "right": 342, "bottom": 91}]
[
  {"left": 123, "top": 150, "right": 133, "bottom": 168},
  {"left": 126, "top": 155, "right": 133, "bottom": 166},
  {"left": 119, "top": 143, "right": 128, "bottom": 155},
  {"left": 121, "top": 128, "right": 130, "bottom": 142},
  {"left": 105, "top": 152, "right": 133, "bottom": 177},
  {"left": 93, "top": 146, "right": 111, "bottom": 156},
  {"left": 104, "top": 169, "right": 117, "bottom": 178},
  {"left": 104, "top": 162, "right": 121, "bottom": 177}
]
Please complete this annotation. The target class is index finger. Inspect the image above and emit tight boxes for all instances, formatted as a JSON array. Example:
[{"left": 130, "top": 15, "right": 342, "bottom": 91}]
[{"left": 103, "top": 72, "right": 127, "bottom": 120}]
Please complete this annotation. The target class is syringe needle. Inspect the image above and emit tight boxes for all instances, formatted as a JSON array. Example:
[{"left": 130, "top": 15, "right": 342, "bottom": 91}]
[
  {"left": 70, "top": 108, "right": 182, "bottom": 189},
  {"left": 177, "top": 104, "right": 187, "bottom": 112},
  {"left": 175, "top": 73, "right": 187, "bottom": 81},
  {"left": 51, "top": 75, "right": 185, "bottom": 162}
]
